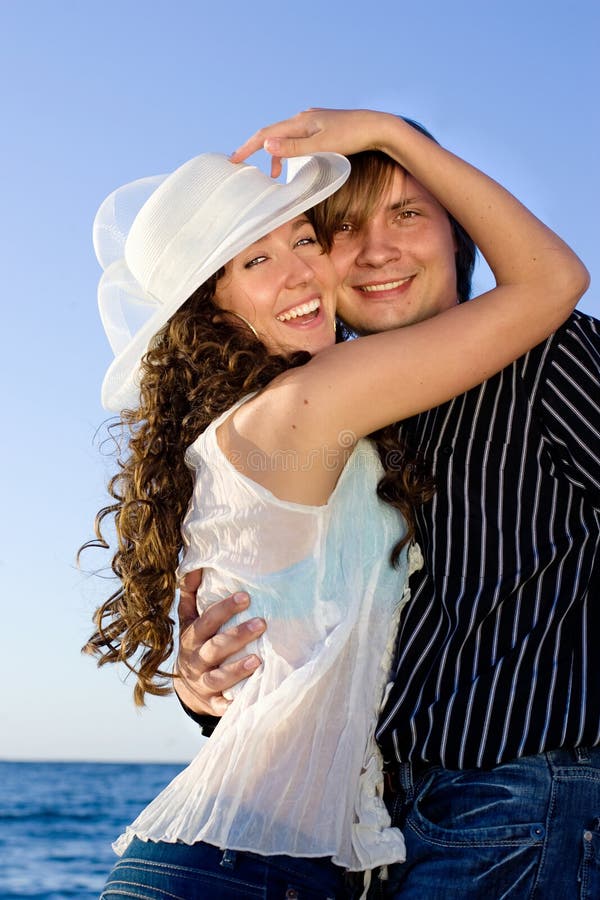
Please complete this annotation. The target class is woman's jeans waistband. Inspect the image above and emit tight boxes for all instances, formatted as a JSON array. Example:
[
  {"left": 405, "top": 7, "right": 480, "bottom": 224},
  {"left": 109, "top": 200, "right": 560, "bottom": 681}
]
[{"left": 100, "top": 837, "right": 354, "bottom": 899}]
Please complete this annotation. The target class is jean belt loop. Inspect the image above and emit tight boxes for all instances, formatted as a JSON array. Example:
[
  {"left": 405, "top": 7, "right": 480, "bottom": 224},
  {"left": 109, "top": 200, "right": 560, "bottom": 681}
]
[
  {"left": 220, "top": 849, "right": 237, "bottom": 869},
  {"left": 575, "top": 746, "right": 591, "bottom": 764}
]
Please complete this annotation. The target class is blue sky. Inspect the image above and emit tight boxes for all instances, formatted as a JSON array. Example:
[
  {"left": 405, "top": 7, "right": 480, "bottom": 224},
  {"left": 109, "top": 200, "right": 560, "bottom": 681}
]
[{"left": 1, "top": 0, "right": 598, "bottom": 762}]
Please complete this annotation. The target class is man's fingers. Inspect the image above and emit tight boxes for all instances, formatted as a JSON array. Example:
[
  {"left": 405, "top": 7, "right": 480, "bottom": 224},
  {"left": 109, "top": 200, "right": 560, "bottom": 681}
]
[
  {"left": 177, "top": 569, "right": 203, "bottom": 629},
  {"left": 194, "top": 617, "right": 266, "bottom": 669},
  {"left": 179, "top": 569, "right": 203, "bottom": 592},
  {"left": 173, "top": 669, "right": 231, "bottom": 716},
  {"left": 178, "top": 588, "right": 199, "bottom": 631},
  {"left": 174, "top": 588, "right": 266, "bottom": 717},
  {"left": 180, "top": 591, "right": 251, "bottom": 644},
  {"left": 174, "top": 653, "right": 262, "bottom": 716},
  {"left": 202, "top": 654, "right": 262, "bottom": 693}
]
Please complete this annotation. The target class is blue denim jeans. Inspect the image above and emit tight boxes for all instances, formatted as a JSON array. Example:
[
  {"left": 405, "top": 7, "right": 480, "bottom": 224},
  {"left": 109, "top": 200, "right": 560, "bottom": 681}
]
[
  {"left": 371, "top": 747, "right": 600, "bottom": 899},
  {"left": 100, "top": 837, "right": 354, "bottom": 899}
]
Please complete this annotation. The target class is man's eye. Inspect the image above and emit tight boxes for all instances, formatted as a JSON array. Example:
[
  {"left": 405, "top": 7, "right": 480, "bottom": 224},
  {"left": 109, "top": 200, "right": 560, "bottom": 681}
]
[
  {"left": 244, "top": 255, "right": 268, "bottom": 269},
  {"left": 295, "top": 236, "right": 318, "bottom": 248}
]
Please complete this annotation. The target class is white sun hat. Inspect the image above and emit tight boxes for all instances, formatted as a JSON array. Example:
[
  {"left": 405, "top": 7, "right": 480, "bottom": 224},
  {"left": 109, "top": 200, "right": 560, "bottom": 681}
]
[{"left": 93, "top": 151, "right": 350, "bottom": 412}]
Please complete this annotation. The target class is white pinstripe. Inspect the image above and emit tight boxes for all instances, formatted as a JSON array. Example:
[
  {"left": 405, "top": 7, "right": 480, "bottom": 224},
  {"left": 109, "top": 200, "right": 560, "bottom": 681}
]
[{"left": 377, "top": 312, "right": 600, "bottom": 769}]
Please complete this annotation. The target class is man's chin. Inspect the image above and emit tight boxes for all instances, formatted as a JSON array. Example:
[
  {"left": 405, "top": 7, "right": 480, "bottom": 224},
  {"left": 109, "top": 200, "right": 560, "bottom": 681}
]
[{"left": 338, "top": 311, "right": 415, "bottom": 335}]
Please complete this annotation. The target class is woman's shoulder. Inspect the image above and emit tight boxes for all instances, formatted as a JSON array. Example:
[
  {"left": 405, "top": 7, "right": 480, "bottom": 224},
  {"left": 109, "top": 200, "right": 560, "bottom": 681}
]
[{"left": 212, "top": 375, "right": 356, "bottom": 507}]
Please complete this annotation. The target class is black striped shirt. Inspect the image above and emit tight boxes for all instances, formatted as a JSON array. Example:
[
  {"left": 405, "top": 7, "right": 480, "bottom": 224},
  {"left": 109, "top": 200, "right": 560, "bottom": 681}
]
[{"left": 377, "top": 310, "right": 600, "bottom": 770}]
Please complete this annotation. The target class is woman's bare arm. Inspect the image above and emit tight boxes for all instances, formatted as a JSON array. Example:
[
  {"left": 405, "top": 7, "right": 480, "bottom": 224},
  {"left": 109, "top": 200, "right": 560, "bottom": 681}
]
[{"left": 225, "top": 110, "right": 589, "bottom": 504}]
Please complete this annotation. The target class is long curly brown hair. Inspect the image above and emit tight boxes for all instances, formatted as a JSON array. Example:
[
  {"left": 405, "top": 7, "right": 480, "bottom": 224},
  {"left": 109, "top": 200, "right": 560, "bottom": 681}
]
[{"left": 82, "top": 248, "right": 433, "bottom": 706}]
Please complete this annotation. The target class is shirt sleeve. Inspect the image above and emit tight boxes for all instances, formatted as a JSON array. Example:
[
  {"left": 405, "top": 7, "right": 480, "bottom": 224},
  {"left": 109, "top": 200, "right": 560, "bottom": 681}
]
[
  {"left": 536, "top": 312, "right": 600, "bottom": 508},
  {"left": 176, "top": 694, "right": 220, "bottom": 736}
]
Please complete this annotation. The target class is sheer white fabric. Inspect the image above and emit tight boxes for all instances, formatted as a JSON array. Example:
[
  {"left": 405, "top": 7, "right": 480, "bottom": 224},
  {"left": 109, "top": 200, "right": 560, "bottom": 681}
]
[{"left": 114, "top": 397, "right": 422, "bottom": 872}]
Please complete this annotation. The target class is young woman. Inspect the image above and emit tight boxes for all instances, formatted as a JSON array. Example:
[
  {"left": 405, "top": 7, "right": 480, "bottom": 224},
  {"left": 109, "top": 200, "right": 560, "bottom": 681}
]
[{"left": 85, "top": 110, "right": 588, "bottom": 899}]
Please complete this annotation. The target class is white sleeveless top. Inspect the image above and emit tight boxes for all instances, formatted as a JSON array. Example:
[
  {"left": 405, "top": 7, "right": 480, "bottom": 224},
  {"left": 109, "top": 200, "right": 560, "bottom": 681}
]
[{"left": 113, "top": 397, "right": 422, "bottom": 872}]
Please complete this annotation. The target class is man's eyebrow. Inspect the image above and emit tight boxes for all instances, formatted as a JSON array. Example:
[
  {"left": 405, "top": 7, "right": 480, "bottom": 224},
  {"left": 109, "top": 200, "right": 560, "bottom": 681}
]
[{"left": 389, "top": 196, "right": 424, "bottom": 211}]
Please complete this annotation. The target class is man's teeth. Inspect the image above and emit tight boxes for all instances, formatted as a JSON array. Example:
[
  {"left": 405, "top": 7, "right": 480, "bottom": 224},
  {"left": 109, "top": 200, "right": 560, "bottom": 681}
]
[
  {"left": 276, "top": 299, "right": 321, "bottom": 322},
  {"left": 359, "top": 278, "right": 411, "bottom": 293}
]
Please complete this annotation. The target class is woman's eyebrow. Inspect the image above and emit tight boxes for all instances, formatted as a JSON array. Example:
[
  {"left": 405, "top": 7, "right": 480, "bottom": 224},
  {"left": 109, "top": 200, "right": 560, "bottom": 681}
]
[
  {"left": 291, "top": 215, "right": 311, "bottom": 231},
  {"left": 241, "top": 216, "right": 312, "bottom": 253}
]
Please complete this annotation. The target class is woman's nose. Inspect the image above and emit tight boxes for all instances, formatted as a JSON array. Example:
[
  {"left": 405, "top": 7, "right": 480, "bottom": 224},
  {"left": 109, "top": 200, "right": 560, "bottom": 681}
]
[{"left": 284, "top": 252, "right": 315, "bottom": 286}]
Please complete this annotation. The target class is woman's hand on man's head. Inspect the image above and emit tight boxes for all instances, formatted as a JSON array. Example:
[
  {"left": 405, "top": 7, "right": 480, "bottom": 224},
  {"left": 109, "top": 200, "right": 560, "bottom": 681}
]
[{"left": 230, "top": 108, "right": 396, "bottom": 177}]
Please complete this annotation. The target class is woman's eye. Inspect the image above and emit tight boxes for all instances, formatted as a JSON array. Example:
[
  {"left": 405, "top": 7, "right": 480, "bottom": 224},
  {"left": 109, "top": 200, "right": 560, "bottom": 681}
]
[
  {"left": 295, "top": 235, "right": 318, "bottom": 248},
  {"left": 244, "top": 255, "right": 268, "bottom": 269}
]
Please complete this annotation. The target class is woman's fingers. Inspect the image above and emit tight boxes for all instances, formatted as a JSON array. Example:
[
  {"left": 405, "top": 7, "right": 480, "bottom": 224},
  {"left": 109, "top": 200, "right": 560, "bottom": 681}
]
[
  {"left": 231, "top": 109, "right": 385, "bottom": 168},
  {"left": 230, "top": 109, "right": 325, "bottom": 165}
]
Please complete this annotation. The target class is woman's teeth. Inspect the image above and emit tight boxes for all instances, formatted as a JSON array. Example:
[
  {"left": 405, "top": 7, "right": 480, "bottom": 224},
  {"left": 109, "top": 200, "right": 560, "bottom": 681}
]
[{"left": 276, "top": 299, "right": 321, "bottom": 322}]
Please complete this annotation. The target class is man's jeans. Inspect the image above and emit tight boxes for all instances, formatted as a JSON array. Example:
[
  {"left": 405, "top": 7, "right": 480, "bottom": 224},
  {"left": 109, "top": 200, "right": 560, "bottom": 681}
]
[
  {"left": 376, "top": 748, "right": 600, "bottom": 899},
  {"left": 100, "top": 837, "right": 349, "bottom": 899}
]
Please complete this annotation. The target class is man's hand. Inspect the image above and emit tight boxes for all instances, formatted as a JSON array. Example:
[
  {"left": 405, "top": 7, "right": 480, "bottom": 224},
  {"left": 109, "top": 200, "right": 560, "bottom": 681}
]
[
  {"left": 175, "top": 570, "right": 265, "bottom": 717},
  {"left": 230, "top": 108, "right": 395, "bottom": 177}
]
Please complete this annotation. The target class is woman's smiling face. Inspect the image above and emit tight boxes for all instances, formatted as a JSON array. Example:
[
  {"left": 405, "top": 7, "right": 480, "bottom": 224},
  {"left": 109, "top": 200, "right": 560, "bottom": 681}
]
[{"left": 214, "top": 215, "right": 338, "bottom": 355}]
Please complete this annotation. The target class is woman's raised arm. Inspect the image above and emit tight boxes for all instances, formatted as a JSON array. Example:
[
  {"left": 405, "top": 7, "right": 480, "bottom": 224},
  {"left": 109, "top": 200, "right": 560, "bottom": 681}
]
[{"left": 226, "top": 110, "right": 589, "bottom": 502}]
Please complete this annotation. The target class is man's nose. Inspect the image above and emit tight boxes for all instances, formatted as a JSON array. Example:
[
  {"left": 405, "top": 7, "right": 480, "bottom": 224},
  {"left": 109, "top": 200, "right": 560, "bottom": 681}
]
[{"left": 355, "top": 225, "right": 401, "bottom": 267}]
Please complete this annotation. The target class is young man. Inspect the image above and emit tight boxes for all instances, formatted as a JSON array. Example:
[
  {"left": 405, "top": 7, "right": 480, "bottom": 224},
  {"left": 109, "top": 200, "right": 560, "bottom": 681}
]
[{"left": 175, "top": 110, "right": 600, "bottom": 897}]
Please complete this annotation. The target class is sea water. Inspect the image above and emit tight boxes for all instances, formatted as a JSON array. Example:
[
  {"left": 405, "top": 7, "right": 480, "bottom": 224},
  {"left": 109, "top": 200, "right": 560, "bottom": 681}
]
[{"left": 0, "top": 760, "right": 186, "bottom": 899}]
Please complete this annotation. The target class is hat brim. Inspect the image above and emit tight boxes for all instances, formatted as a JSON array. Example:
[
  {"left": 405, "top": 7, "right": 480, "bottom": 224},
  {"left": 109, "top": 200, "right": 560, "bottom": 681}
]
[{"left": 101, "top": 152, "right": 349, "bottom": 411}]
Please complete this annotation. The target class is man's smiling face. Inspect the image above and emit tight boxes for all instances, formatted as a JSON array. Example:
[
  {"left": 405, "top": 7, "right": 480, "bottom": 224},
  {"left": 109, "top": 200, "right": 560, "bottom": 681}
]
[{"left": 329, "top": 167, "right": 459, "bottom": 335}]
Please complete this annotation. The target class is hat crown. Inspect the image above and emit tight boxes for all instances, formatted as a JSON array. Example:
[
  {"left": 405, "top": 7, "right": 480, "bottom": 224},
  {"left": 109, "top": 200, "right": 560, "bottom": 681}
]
[{"left": 125, "top": 154, "right": 275, "bottom": 303}]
